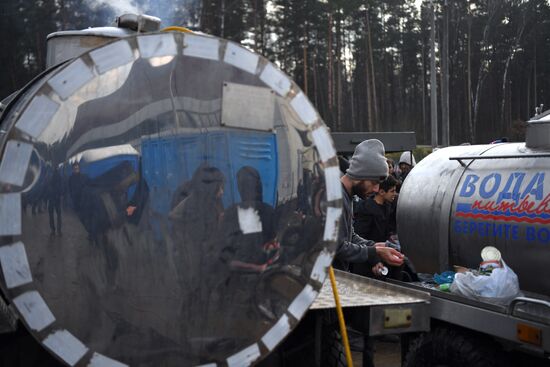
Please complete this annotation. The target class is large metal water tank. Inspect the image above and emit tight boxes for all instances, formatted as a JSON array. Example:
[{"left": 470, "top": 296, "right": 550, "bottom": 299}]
[
  {"left": 0, "top": 30, "right": 342, "bottom": 366},
  {"left": 398, "top": 118, "right": 550, "bottom": 296}
]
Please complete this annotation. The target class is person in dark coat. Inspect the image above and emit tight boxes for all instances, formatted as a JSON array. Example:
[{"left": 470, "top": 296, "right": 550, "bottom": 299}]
[
  {"left": 47, "top": 166, "right": 63, "bottom": 236},
  {"left": 210, "top": 166, "right": 278, "bottom": 344},
  {"left": 77, "top": 160, "right": 138, "bottom": 243},
  {"left": 352, "top": 175, "right": 398, "bottom": 277},
  {"left": 168, "top": 165, "right": 226, "bottom": 348},
  {"left": 169, "top": 165, "right": 225, "bottom": 246},
  {"left": 68, "top": 161, "right": 89, "bottom": 224},
  {"left": 354, "top": 175, "right": 398, "bottom": 243},
  {"left": 220, "top": 165, "right": 277, "bottom": 272},
  {"left": 396, "top": 151, "right": 416, "bottom": 182}
]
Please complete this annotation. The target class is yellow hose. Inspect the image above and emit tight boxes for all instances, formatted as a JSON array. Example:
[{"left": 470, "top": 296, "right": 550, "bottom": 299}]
[
  {"left": 161, "top": 26, "right": 194, "bottom": 33},
  {"left": 328, "top": 266, "right": 354, "bottom": 367}
]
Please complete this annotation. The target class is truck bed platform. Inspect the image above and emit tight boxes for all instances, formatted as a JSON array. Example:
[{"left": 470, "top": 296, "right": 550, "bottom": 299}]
[
  {"left": 310, "top": 270, "right": 431, "bottom": 336},
  {"left": 391, "top": 279, "right": 550, "bottom": 355}
]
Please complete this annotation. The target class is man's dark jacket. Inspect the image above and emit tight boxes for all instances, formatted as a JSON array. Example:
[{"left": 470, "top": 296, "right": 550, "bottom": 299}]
[
  {"left": 333, "top": 184, "right": 378, "bottom": 271},
  {"left": 353, "top": 197, "right": 394, "bottom": 243}
]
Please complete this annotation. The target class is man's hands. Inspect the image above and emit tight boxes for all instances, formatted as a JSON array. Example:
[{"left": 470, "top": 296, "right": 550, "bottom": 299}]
[
  {"left": 126, "top": 205, "right": 137, "bottom": 216},
  {"left": 375, "top": 244, "right": 404, "bottom": 266}
]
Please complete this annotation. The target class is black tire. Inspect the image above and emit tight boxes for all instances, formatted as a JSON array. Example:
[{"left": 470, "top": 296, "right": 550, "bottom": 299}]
[
  {"left": 258, "top": 311, "right": 347, "bottom": 367},
  {"left": 321, "top": 322, "right": 347, "bottom": 367},
  {"left": 403, "top": 325, "right": 500, "bottom": 367}
]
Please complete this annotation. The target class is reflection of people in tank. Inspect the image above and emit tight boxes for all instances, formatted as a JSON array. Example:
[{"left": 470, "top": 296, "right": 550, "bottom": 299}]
[
  {"left": 169, "top": 165, "right": 225, "bottom": 283},
  {"left": 68, "top": 162, "right": 88, "bottom": 216},
  {"left": 221, "top": 166, "right": 278, "bottom": 273},
  {"left": 209, "top": 166, "right": 279, "bottom": 345},
  {"left": 169, "top": 165, "right": 225, "bottom": 242},
  {"left": 125, "top": 163, "right": 149, "bottom": 226},
  {"left": 47, "top": 166, "right": 63, "bottom": 236},
  {"left": 168, "top": 165, "right": 225, "bottom": 344},
  {"left": 77, "top": 160, "right": 138, "bottom": 243}
]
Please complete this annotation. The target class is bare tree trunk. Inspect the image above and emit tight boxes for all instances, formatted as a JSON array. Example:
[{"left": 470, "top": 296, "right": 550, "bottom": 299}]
[
  {"left": 440, "top": 0, "right": 450, "bottom": 146},
  {"left": 303, "top": 27, "right": 308, "bottom": 95},
  {"left": 336, "top": 13, "right": 342, "bottom": 130},
  {"left": 472, "top": 0, "right": 501, "bottom": 144},
  {"left": 467, "top": 11, "right": 473, "bottom": 142},
  {"left": 366, "top": 7, "right": 378, "bottom": 131},
  {"left": 59, "top": 0, "right": 68, "bottom": 29},
  {"left": 430, "top": 1, "right": 438, "bottom": 147},
  {"left": 526, "top": 65, "right": 531, "bottom": 119},
  {"left": 35, "top": 32, "right": 43, "bottom": 70},
  {"left": 200, "top": 0, "right": 214, "bottom": 34},
  {"left": 9, "top": 54, "right": 18, "bottom": 90},
  {"left": 251, "top": 0, "right": 258, "bottom": 52},
  {"left": 250, "top": 0, "right": 266, "bottom": 53},
  {"left": 500, "top": 11, "right": 526, "bottom": 131},
  {"left": 313, "top": 33, "right": 319, "bottom": 110},
  {"left": 533, "top": 29, "right": 537, "bottom": 110},
  {"left": 328, "top": 12, "right": 334, "bottom": 127},
  {"left": 421, "top": 42, "right": 427, "bottom": 143},
  {"left": 347, "top": 27, "right": 356, "bottom": 131},
  {"left": 364, "top": 9, "right": 373, "bottom": 131}
]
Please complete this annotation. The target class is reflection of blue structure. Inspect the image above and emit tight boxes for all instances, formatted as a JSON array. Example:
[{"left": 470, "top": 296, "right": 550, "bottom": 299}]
[
  {"left": 141, "top": 131, "right": 278, "bottom": 215},
  {"left": 80, "top": 154, "right": 138, "bottom": 180},
  {"left": 63, "top": 145, "right": 140, "bottom": 198}
]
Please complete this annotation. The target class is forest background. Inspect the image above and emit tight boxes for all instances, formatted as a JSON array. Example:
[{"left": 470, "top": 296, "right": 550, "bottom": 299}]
[{"left": 1, "top": 0, "right": 549, "bottom": 145}]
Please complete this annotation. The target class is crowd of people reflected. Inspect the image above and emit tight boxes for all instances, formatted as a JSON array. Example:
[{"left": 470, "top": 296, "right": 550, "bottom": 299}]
[{"left": 17, "top": 133, "right": 328, "bottom": 364}]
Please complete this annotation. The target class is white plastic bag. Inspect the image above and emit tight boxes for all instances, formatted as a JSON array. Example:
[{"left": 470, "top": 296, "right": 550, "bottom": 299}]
[{"left": 450, "top": 261, "right": 521, "bottom": 305}]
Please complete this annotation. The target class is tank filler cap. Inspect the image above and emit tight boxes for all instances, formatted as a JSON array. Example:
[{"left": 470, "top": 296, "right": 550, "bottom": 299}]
[{"left": 116, "top": 13, "right": 161, "bottom": 32}]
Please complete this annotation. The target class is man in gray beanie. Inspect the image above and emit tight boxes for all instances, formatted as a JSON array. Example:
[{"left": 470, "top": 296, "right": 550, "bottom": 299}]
[
  {"left": 334, "top": 139, "right": 404, "bottom": 271},
  {"left": 335, "top": 139, "right": 404, "bottom": 367}
]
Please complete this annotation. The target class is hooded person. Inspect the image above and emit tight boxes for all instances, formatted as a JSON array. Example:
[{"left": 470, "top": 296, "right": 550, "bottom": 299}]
[
  {"left": 397, "top": 151, "right": 416, "bottom": 181},
  {"left": 211, "top": 166, "right": 279, "bottom": 339},
  {"left": 220, "top": 166, "right": 277, "bottom": 271}
]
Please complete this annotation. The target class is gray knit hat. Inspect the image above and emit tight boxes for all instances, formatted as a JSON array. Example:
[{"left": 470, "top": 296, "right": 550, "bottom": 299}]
[{"left": 345, "top": 139, "right": 388, "bottom": 180}]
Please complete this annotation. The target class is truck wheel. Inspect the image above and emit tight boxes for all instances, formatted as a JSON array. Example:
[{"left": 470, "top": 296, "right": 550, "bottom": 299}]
[
  {"left": 321, "top": 324, "right": 347, "bottom": 367},
  {"left": 403, "top": 326, "right": 499, "bottom": 367},
  {"left": 258, "top": 313, "right": 348, "bottom": 367}
]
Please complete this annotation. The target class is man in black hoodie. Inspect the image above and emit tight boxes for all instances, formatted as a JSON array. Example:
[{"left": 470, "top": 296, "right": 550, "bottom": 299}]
[
  {"left": 354, "top": 175, "right": 398, "bottom": 243},
  {"left": 352, "top": 175, "right": 398, "bottom": 277}
]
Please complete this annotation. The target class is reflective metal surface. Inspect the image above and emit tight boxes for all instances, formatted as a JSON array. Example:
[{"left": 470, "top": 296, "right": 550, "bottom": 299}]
[
  {"left": 0, "top": 32, "right": 341, "bottom": 366},
  {"left": 399, "top": 143, "right": 550, "bottom": 296}
]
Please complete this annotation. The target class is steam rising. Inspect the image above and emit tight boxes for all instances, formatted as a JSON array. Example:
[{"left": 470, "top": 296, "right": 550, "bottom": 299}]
[
  {"left": 85, "top": 0, "right": 143, "bottom": 15},
  {"left": 84, "top": 0, "right": 200, "bottom": 28}
]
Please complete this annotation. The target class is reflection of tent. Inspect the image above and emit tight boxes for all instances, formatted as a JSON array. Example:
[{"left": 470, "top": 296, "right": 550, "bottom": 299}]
[{"left": 141, "top": 130, "right": 278, "bottom": 215}]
